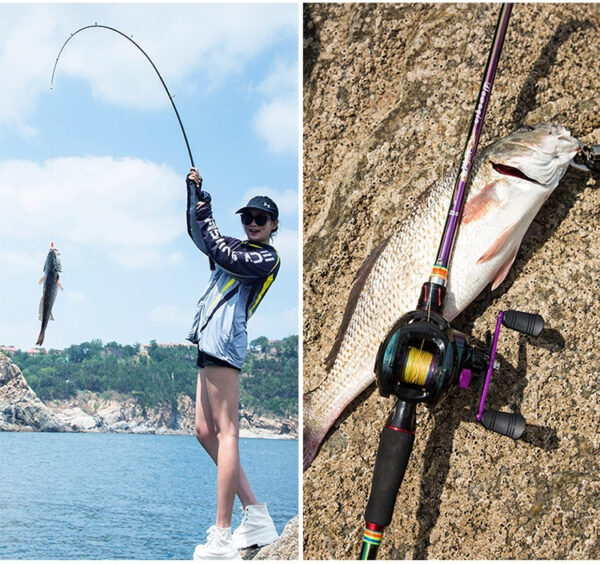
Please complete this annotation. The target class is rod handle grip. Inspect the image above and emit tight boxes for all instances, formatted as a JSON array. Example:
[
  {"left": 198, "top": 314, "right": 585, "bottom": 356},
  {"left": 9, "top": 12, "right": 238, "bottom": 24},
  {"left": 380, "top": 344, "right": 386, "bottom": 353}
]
[
  {"left": 364, "top": 426, "right": 415, "bottom": 527},
  {"left": 502, "top": 310, "right": 544, "bottom": 337},
  {"left": 481, "top": 409, "right": 526, "bottom": 439}
]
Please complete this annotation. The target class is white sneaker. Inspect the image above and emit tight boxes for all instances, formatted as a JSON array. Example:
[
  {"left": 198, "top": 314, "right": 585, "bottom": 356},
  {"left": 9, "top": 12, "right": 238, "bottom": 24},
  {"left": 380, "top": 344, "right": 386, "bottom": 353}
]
[
  {"left": 193, "top": 526, "right": 241, "bottom": 560},
  {"left": 232, "top": 503, "right": 279, "bottom": 549}
]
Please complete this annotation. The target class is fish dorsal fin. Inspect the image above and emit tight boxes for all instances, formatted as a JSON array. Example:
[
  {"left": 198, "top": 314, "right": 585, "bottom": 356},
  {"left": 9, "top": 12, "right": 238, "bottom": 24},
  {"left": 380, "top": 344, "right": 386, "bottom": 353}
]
[
  {"left": 477, "top": 222, "right": 519, "bottom": 264},
  {"left": 462, "top": 180, "right": 505, "bottom": 224},
  {"left": 325, "top": 237, "right": 390, "bottom": 371},
  {"left": 491, "top": 247, "right": 518, "bottom": 290}
]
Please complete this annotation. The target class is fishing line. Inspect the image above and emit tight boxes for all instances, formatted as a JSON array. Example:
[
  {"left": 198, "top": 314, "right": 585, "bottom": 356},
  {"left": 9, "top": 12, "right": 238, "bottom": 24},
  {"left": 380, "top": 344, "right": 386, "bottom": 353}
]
[
  {"left": 51, "top": 23, "right": 196, "bottom": 168},
  {"left": 402, "top": 347, "right": 434, "bottom": 387}
]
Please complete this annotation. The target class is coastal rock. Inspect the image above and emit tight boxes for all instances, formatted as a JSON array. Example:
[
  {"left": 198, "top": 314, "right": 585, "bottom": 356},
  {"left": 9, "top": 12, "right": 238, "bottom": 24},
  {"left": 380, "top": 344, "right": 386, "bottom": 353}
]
[
  {"left": 242, "top": 516, "right": 299, "bottom": 561},
  {"left": 0, "top": 354, "right": 68, "bottom": 432},
  {"left": 45, "top": 391, "right": 298, "bottom": 438},
  {"left": 56, "top": 407, "right": 98, "bottom": 431},
  {"left": 240, "top": 410, "right": 298, "bottom": 438},
  {"left": 303, "top": 3, "right": 600, "bottom": 560}
]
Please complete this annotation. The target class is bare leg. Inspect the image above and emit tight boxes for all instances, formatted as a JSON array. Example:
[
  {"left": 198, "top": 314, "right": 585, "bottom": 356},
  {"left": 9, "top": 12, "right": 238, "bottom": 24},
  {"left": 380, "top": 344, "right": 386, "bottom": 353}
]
[
  {"left": 195, "top": 370, "right": 258, "bottom": 508},
  {"left": 202, "top": 365, "right": 244, "bottom": 527}
]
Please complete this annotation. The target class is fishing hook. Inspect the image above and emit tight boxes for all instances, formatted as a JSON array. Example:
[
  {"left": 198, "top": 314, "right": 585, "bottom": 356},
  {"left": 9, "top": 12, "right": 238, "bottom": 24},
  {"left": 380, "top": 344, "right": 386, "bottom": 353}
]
[
  {"left": 51, "top": 23, "right": 196, "bottom": 169},
  {"left": 571, "top": 140, "right": 600, "bottom": 173}
]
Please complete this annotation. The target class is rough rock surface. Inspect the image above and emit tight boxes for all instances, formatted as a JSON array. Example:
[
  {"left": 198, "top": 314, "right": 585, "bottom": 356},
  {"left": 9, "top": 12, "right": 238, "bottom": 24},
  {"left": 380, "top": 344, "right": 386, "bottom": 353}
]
[
  {"left": 304, "top": 3, "right": 600, "bottom": 560},
  {"left": 241, "top": 516, "right": 299, "bottom": 560},
  {"left": 44, "top": 391, "right": 298, "bottom": 438},
  {"left": 0, "top": 353, "right": 67, "bottom": 432}
]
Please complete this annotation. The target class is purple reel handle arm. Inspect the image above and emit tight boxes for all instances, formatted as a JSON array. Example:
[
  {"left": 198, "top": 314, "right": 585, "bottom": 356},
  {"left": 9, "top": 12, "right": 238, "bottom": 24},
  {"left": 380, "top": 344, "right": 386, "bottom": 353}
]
[{"left": 476, "top": 310, "right": 544, "bottom": 439}]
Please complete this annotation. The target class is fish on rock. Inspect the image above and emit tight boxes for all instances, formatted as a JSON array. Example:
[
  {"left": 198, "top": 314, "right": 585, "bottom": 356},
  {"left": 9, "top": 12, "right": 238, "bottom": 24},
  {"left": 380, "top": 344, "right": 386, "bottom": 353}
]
[
  {"left": 304, "top": 123, "right": 580, "bottom": 470},
  {"left": 36, "top": 244, "right": 63, "bottom": 346}
]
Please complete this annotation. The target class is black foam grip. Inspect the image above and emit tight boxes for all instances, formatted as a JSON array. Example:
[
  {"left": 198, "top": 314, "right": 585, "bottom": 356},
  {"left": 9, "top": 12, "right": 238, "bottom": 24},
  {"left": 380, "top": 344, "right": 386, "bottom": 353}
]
[
  {"left": 502, "top": 310, "right": 544, "bottom": 337},
  {"left": 364, "top": 427, "right": 415, "bottom": 527},
  {"left": 481, "top": 410, "right": 526, "bottom": 439}
]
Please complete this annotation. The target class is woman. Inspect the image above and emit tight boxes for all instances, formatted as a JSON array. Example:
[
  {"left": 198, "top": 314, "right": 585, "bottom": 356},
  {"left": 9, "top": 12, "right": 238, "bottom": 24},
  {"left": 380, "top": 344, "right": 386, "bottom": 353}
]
[{"left": 185, "top": 168, "right": 281, "bottom": 560}]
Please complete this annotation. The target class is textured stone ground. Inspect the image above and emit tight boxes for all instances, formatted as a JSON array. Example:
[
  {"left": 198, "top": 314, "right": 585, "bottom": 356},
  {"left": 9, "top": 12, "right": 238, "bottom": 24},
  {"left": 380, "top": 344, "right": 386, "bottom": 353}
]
[
  {"left": 303, "top": 3, "right": 600, "bottom": 560},
  {"left": 242, "top": 516, "right": 299, "bottom": 560}
]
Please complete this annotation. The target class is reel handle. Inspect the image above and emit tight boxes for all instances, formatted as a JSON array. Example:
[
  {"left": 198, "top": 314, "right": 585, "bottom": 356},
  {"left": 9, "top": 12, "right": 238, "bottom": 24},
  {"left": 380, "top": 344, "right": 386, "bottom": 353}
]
[
  {"left": 502, "top": 310, "right": 544, "bottom": 337},
  {"left": 481, "top": 409, "right": 526, "bottom": 439},
  {"left": 361, "top": 400, "right": 416, "bottom": 559}
]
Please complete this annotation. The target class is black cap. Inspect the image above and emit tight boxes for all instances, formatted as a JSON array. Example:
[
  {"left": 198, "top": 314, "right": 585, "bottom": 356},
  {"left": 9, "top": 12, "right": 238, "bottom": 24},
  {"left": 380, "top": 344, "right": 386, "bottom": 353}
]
[{"left": 236, "top": 196, "right": 279, "bottom": 219}]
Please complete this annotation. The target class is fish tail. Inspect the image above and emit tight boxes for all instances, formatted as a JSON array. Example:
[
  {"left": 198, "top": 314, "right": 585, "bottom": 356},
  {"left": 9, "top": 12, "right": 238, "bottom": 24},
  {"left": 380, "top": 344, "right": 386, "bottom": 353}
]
[
  {"left": 303, "top": 391, "right": 328, "bottom": 470},
  {"left": 36, "top": 330, "right": 45, "bottom": 346}
]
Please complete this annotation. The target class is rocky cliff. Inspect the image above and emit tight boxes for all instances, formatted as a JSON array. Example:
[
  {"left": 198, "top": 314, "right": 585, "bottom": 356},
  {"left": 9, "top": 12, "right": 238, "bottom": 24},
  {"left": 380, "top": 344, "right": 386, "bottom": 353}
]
[
  {"left": 0, "top": 353, "right": 67, "bottom": 432},
  {"left": 44, "top": 392, "right": 298, "bottom": 438},
  {"left": 304, "top": 3, "right": 600, "bottom": 560},
  {"left": 0, "top": 353, "right": 297, "bottom": 438}
]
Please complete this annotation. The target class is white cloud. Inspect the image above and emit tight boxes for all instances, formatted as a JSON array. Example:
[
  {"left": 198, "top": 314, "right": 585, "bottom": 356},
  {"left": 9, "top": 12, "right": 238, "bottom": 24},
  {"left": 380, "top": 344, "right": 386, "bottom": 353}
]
[
  {"left": 67, "top": 291, "right": 88, "bottom": 303},
  {"left": 254, "top": 98, "right": 298, "bottom": 154},
  {"left": 148, "top": 304, "right": 189, "bottom": 325},
  {"left": 248, "top": 307, "right": 298, "bottom": 341},
  {"left": 252, "top": 58, "right": 298, "bottom": 154},
  {"left": 272, "top": 227, "right": 298, "bottom": 270},
  {"left": 0, "top": 4, "right": 296, "bottom": 134},
  {"left": 0, "top": 250, "right": 39, "bottom": 276},
  {"left": 0, "top": 156, "right": 184, "bottom": 269}
]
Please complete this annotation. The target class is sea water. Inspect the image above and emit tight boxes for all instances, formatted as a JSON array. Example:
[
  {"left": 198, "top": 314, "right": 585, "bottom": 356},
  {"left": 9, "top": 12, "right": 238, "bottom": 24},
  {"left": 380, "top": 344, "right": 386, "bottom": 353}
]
[{"left": 0, "top": 432, "right": 298, "bottom": 559}]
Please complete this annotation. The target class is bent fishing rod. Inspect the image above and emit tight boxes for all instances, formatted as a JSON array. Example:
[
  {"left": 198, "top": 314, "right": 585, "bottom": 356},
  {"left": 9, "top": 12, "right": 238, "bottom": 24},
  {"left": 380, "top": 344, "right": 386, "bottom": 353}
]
[
  {"left": 52, "top": 24, "right": 215, "bottom": 268},
  {"left": 51, "top": 23, "right": 195, "bottom": 169},
  {"left": 359, "top": 4, "right": 549, "bottom": 559}
]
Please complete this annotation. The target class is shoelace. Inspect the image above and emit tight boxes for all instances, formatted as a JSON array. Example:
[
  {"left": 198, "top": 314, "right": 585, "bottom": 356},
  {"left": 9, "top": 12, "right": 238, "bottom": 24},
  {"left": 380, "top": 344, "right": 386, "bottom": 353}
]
[
  {"left": 239, "top": 510, "right": 249, "bottom": 527},
  {"left": 205, "top": 525, "right": 217, "bottom": 542}
]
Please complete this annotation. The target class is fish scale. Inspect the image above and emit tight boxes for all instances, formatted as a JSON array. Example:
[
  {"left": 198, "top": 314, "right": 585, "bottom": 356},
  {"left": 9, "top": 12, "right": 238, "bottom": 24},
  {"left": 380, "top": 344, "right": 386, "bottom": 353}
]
[{"left": 304, "top": 123, "right": 580, "bottom": 470}]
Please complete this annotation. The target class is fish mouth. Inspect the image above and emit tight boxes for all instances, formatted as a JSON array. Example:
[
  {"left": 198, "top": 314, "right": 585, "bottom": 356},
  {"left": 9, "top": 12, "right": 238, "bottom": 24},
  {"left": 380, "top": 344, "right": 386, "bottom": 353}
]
[{"left": 491, "top": 162, "right": 543, "bottom": 185}]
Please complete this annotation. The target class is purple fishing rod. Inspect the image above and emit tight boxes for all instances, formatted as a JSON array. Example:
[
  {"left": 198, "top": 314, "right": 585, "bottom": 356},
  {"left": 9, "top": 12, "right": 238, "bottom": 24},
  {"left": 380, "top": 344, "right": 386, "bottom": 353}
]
[
  {"left": 424, "top": 3, "right": 513, "bottom": 311},
  {"left": 362, "top": 5, "right": 525, "bottom": 560}
]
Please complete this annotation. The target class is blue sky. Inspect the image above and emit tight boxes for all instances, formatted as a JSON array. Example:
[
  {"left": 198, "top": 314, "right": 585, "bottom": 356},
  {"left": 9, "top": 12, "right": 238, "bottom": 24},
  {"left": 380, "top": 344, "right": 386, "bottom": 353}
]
[{"left": 0, "top": 3, "right": 299, "bottom": 350}]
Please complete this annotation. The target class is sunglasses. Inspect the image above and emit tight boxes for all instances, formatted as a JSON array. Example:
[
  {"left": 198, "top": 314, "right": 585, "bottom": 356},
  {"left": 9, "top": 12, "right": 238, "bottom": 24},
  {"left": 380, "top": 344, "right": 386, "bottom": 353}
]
[{"left": 241, "top": 212, "right": 271, "bottom": 226}]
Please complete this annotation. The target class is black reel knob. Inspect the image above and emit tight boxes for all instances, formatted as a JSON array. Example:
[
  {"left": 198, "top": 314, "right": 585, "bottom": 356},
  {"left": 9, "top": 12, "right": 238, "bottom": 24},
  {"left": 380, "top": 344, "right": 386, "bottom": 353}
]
[
  {"left": 481, "top": 410, "right": 526, "bottom": 439},
  {"left": 502, "top": 310, "right": 544, "bottom": 337}
]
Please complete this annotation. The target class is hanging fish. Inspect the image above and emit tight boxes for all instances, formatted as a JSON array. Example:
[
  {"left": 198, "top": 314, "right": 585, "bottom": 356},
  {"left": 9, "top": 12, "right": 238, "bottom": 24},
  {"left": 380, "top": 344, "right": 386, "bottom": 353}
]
[
  {"left": 36, "top": 243, "right": 63, "bottom": 346},
  {"left": 304, "top": 123, "right": 581, "bottom": 469}
]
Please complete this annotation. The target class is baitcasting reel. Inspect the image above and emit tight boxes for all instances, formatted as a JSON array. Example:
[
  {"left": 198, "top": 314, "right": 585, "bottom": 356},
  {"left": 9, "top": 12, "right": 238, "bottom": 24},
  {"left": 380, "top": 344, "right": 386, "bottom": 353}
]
[
  {"left": 375, "top": 283, "right": 544, "bottom": 436},
  {"left": 361, "top": 282, "right": 544, "bottom": 559}
]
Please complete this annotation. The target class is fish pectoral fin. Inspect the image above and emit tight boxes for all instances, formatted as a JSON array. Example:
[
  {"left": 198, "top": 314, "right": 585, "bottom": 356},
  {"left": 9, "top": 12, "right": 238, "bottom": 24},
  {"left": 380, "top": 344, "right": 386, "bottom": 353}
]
[
  {"left": 39, "top": 276, "right": 45, "bottom": 285},
  {"left": 57, "top": 279, "right": 64, "bottom": 291},
  {"left": 462, "top": 180, "right": 506, "bottom": 224},
  {"left": 491, "top": 247, "right": 519, "bottom": 291},
  {"left": 477, "top": 222, "right": 519, "bottom": 264}
]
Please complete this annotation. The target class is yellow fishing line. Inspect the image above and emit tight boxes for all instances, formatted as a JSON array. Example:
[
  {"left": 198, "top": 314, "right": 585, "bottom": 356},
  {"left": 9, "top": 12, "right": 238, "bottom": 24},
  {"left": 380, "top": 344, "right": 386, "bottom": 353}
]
[{"left": 403, "top": 347, "right": 433, "bottom": 386}]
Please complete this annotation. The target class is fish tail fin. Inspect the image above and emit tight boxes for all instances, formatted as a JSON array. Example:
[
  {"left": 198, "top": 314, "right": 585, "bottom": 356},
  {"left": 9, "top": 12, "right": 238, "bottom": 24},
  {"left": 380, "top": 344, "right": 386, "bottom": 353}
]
[
  {"left": 303, "top": 390, "right": 328, "bottom": 470},
  {"left": 36, "top": 330, "right": 45, "bottom": 346}
]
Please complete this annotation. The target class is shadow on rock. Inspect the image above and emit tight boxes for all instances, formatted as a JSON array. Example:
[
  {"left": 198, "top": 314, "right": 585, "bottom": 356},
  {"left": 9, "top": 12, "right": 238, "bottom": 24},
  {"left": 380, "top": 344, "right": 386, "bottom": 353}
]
[
  {"left": 406, "top": 334, "right": 560, "bottom": 559},
  {"left": 511, "top": 19, "right": 594, "bottom": 128},
  {"left": 303, "top": 5, "right": 321, "bottom": 84}
]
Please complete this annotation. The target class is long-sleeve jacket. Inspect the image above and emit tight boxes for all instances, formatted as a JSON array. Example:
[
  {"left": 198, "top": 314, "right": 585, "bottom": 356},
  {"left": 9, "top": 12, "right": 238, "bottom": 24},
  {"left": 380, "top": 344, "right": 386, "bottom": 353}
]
[{"left": 186, "top": 183, "right": 280, "bottom": 369}]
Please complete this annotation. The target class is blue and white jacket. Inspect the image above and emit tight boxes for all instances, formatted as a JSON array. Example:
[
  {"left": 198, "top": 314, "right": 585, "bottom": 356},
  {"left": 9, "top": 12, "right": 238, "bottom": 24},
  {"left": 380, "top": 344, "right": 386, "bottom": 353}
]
[{"left": 186, "top": 184, "right": 280, "bottom": 369}]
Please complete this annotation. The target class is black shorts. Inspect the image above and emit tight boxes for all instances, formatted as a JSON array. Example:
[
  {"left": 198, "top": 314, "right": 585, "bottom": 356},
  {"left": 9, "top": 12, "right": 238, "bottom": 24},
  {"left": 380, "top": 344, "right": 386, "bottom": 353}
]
[{"left": 197, "top": 349, "right": 237, "bottom": 370}]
